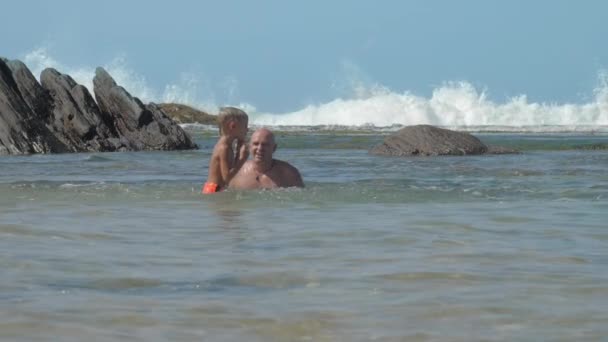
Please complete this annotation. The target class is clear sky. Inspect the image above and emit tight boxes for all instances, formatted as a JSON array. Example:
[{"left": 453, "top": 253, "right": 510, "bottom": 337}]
[{"left": 2, "top": 0, "right": 607, "bottom": 113}]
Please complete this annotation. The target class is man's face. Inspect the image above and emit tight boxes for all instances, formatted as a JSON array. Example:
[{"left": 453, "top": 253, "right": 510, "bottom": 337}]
[{"left": 249, "top": 129, "right": 276, "bottom": 164}]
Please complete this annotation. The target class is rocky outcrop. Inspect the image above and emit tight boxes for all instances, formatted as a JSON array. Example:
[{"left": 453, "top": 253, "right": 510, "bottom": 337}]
[
  {"left": 93, "top": 67, "right": 196, "bottom": 151},
  {"left": 0, "top": 57, "right": 197, "bottom": 155},
  {"left": 44, "top": 68, "right": 124, "bottom": 152},
  {"left": 158, "top": 103, "right": 216, "bottom": 124},
  {"left": 0, "top": 59, "right": 68, "bottom": 154},
  {"left": 369, "top": 125, "right": 518, "bottom": 156}
]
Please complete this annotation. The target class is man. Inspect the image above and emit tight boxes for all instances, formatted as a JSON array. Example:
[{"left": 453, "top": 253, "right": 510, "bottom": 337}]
[{"left": 228, "top": 128, "right": 304, "bottom": 190}]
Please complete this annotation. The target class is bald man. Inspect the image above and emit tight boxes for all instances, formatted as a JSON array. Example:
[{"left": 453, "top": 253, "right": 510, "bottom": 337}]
[{"left": 228, "top": 128, "right": 304, "bottom": 190}]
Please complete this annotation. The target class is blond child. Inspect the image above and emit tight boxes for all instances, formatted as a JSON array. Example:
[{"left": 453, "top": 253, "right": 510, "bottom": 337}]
[{"left": 202, "top": 107, "right": 249, "bottom": 194}]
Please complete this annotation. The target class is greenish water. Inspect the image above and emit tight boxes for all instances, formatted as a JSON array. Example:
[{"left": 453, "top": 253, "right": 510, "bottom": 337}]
[{"left": 1, "top": 131, "right": 607, "bottom": 341}]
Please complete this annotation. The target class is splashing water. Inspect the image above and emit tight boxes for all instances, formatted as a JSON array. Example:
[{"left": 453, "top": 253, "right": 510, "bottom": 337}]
[{"left": 251, "top": 81, "right": 608, "bottom": 128}]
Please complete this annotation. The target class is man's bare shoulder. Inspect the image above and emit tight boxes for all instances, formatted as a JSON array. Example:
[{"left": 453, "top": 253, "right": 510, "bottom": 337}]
[
  {"left": 274, "top": 159, "right": 299, "bottom": 173},
  {"left": 273, "top": 159, "right": 304, "bottom": 187}
]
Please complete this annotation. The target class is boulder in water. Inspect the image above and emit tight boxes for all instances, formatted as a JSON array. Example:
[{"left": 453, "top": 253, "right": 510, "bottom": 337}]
[{"left": 369, "top": 125, "right": 518, "bottom": 156}]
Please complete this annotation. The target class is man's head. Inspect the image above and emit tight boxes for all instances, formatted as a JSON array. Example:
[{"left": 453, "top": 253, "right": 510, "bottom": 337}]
[
  {"left": 218, "top": 107, "right": 248, "bottom": 139},
  {"left": 249, "top": 128, "right": 277, "bottom": 165}
]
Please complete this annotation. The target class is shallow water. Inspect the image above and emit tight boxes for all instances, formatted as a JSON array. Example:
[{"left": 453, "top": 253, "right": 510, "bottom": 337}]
[{"left": 1, "top": 132, "right": 607, "bottom": 341}]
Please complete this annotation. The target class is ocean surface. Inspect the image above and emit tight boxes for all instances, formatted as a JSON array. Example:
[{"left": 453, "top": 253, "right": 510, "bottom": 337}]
[{"left": 1, "top": 126, "right": 607, "bottom": 341}]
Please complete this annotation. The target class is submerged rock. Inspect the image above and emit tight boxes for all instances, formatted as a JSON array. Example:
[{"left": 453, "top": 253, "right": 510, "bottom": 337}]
[
  {"left": 369, "top": 125, "right": 518, "bottom": 156},
  {"left": 485, "top": 145, "right": 520, "bottom": 154}
]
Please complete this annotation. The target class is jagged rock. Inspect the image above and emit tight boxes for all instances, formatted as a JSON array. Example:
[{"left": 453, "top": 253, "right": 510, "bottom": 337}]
[
  {"left": 0, "top": 59, "right": 67, "bottom": 155},
  {"left": 93, "top": 67, "right": 197, "bottom": 151},
  {"left": 1, "top": 57, "right": 197, "bottom": 155},
  {"left": 370, "top": 125, "right": 495, "bottom": 156},
  {"left": 6, "top": 60, "right": 53, "bottom": 121},
  {"left": 40, "top": 68, "right": 120, "bottom": 152}
]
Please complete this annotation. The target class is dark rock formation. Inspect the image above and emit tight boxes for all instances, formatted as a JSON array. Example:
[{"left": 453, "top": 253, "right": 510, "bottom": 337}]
[
  {"left": 369, "top": 125, "right": 518, "bottom": 156},
  {"left": 40, "top": 68, "right": 121, "bottom": 152},
  {"left": 0, "top": 57, "right": 197, "bottom": 155},
  {"left": 0, "top": 59, "right": 68, "bottom": 154},
  {"left": 7, "top": 60, "right": 54, "bottom": 123},
  {"left": 93, "top": 67, "right": 196, "bottom": 151}
]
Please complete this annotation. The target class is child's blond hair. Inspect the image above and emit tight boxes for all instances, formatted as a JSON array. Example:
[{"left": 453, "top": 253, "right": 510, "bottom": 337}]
[{"left": 217, "top": 107, "right": 248, "bottom": 135}]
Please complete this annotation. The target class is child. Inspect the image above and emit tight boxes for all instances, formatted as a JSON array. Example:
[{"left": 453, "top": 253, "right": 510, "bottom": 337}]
[{"left": 202, "top": 107, "right": 249, "bottom": 194}]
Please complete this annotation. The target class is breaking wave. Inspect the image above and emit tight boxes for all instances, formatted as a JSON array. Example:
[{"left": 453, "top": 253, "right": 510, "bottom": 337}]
[{"left": 20, "top": 48, "right": 608, "bottom": 132}]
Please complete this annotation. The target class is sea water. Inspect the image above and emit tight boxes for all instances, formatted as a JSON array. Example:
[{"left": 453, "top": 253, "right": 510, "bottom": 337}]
[{"left": 1, "top": 128, "right": 607, "bottom": 341}]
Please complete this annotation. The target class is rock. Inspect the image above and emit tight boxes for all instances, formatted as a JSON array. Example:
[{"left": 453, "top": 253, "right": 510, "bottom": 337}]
[
  {"left": 1, "top": 58, "right": 198, "bottom": 155},
  {"left": 370, "top": 125, "right": 520, "bottom": 156},
  {"left": 93, "top": 67, "right": 197, "bottom": 151},
  {"left": 370, "top": 125, "right": 489, "bottom": 156},
  {"left": 40, "top": 68, "right": 121, "bottom": 152},
  {"left": 0, "top": 58, "right": 68, "bottom": 155},
  {"left": 6, "top": 60, "right": 54, "bottom": 121},
  {"left": 142, "top": 102, "right": 199, "bottom": 150},
  {"left": 158, "top": 103, "right": 217, "bottom": 124}
]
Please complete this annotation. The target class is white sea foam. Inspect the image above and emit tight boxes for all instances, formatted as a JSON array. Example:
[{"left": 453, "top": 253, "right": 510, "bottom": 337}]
[
  {"left": 19, "top": 48, "right": 608, "bottom": 132},
  {"left": 22, "top": 48, "right": 216, "bottom": 108},
  {"left": 251, "top": 80, "right": 608, "bottom": 128}
]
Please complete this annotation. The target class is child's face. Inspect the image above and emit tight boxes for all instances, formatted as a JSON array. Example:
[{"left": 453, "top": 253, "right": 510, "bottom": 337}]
[{"left": 225, "top": 119, "right": 248, "bottom": 140}]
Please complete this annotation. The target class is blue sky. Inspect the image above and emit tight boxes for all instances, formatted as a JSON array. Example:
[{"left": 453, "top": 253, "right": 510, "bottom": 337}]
[{"left": 2, "top": 0, "right": 607, "bottom": 112}]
